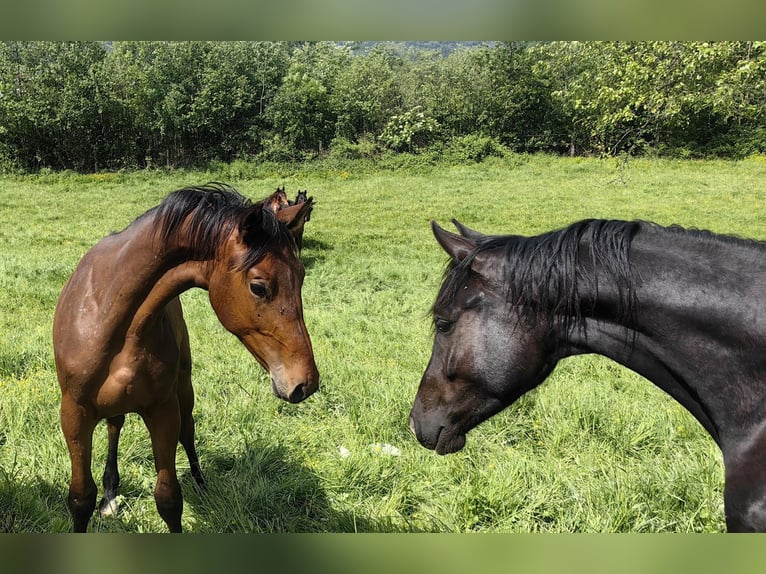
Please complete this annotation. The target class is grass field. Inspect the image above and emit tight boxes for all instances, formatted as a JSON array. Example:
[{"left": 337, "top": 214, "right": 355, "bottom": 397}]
[{"left": 2, "top": 154, "right": 766, "bottom": 532}]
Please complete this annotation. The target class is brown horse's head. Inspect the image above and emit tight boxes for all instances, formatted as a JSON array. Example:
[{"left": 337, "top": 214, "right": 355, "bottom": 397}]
[
  {"left": 208, "top": 200, "right": 318, "bottom": 403},
  {"left": 262, "top": 186, "right": 290, "bottom": 213}
]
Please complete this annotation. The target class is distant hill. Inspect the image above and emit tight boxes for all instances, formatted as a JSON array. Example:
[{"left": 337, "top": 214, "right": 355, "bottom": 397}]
[{"left": 344, "top": 41, "right": 497, "bottom": 57}]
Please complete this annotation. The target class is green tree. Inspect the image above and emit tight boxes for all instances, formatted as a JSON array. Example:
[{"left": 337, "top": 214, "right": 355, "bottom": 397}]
[
  {"left": 91, "top": 41, "right": 207, "bottom": 167},
  {"left": 98, "top": 41, "right": 290, "bottom": 167},
  {"left": 0, "top": 41, "right": 107, "bottom": 170},
  {"left": 189, "top": 42, "right": 289, "bottom": 161},
  {"left": 531, "top": 41, "right": 766, "bottom": 157},
  {"left": 269, "top": 42, "right": 349, "bottom": 156},
  {"left": 3, "top": 41, "right": 766, "bottom": 170},
  {"left": 662, "top": 41, "right": 766, "bottom": 156},
  {"left": 473, "top": 43, "right": 560, "bottom": 152},
  {"left": 420, "top": 43, "right": 558, "bottom": 152},
  {"left": 330, "top": 44, "right": 403, "bottom": 143}
]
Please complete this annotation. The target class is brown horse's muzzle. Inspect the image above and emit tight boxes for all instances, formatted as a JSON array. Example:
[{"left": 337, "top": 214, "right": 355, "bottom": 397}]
[{"left": 270, "top": 362, "right": 319, "bottom": 403}]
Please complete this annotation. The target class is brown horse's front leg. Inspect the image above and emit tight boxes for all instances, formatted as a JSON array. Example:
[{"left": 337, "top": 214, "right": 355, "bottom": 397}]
[
  {"left": 142, "top": 397, "right": 183, "bottom": 533},
  {"left": 60, "top": 394, "right": 98, "bottom": 532},
  {"left": 99, "top": 414, "right": 126, "bottom": 516}
]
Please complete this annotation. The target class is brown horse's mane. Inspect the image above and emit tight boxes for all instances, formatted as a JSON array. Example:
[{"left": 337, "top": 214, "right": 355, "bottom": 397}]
[{"left": 143, "top": 182, "right": 294, "bottom": 268}]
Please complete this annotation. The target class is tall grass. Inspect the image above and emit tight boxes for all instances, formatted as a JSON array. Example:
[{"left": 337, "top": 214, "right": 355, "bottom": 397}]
[{"left": 3, "top": 154, "right": 765, "bottom": 532}]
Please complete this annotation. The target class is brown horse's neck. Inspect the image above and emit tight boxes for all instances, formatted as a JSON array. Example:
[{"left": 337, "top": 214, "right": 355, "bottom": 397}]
[
  {"left": 96, "top": 216, "right": 216, "bottom": 341},
  {"left": 129, "top": 260, "right": 212, "bottom": 338}
]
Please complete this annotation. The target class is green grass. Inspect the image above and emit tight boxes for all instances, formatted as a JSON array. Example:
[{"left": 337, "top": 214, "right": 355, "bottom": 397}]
[{"left": 3, "top": 154, "right": 766, "bottom": 532}]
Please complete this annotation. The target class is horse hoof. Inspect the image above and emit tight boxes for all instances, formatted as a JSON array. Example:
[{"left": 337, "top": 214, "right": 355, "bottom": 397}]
[{"left": 98, "top": 495, "right": 123, "bottom": 517}]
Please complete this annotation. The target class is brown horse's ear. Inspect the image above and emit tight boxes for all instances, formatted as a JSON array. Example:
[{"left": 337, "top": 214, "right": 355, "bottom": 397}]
[
  {"left": 452, "top": 219, "right": 486, "bottom": 241},
  {"left": 276, "top": 198, "right": 314, "bottom": 239},
  {"left": 432, "top": 220, "right": 476, "bottom": 263},
  {"left": 239, "top": 202, "right": 277, "bottom": 246}
]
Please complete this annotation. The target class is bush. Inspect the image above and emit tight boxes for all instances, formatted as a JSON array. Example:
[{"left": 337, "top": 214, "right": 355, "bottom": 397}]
[
  {"left": 0, "top": 143, "right": 22, "bottom": 174},
  {"left": 328, "top": 136, "right": 380, "bottom": 160},
  {"left": 444, "top": 134, "right": 509, "bottom": 163},
  {"left": 379, "top": 107, "right": 440, "bottom": 153},
  {"left": 256, "top": 135, "right": 297, "bottom": 163}
]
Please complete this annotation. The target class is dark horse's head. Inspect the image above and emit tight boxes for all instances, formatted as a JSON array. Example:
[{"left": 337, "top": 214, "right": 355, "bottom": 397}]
[{"left": 409, "top": 218, "right": 637, "bottom": 454}]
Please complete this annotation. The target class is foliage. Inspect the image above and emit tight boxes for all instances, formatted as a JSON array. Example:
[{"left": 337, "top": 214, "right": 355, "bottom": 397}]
[
  {"left": 1, "top": 41, "right": 766, "bottom": 171},
  {"left": 268, "top": 42, "right": 349, "bottom": 155},
  {"left": 330, "top": 44, "right": 404, "bottom": 143},
  {"left": 531, "top": 41, "right": 766, "bottom": 158},
  {"left": 379, "top": 106, "right": 439, "bottom": 152},
  {"left": 327, "top": 136, "right": 380, "bottom": 161},
  {"left": 0, "top": 41, "right": 107, "bottom": 171},
  {"left": 442, "top": 134, "right": 509, "bottom": 163}
]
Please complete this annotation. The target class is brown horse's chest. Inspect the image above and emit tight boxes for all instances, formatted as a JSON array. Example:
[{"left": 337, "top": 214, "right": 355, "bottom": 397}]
[{"left": 94, "top": 325, "right": 183, "bottom": 417}]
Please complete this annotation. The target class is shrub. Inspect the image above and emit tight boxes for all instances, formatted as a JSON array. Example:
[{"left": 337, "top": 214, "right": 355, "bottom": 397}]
[
  {"left": 256, "top": 135, "right": 297, "bottom": 163},
  {"left": 328, "top": 136, "right": 380, "bottom": 160},
  {"left": 379, "top": 107, "right": 440, "bottom": 153},
  {"left": 445, "top": 134, "right": 509, "bottom": 163}
]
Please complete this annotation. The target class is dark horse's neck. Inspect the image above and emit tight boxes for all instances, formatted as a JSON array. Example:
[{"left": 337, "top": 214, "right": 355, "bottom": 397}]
[{"left": 552, "top": 222, "right": 766, "bottom": 448}]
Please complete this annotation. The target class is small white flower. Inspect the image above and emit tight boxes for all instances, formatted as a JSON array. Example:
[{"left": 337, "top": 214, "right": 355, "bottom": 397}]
[
  {"left": 370, "top": 443, "right": 401, "bottom": 456},
  {"left": 338, "top": 445, "right": 351, "bottom": 458}
]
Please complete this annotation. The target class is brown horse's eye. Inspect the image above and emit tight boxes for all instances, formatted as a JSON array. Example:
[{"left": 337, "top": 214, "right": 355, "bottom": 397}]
[{"left": 250, "top": 282, "right": 268, "bottom": 298}]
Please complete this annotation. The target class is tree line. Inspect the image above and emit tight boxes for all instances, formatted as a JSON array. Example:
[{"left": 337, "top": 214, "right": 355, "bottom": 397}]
[{"left": 1, "top": 41, "right": 765, "bottom": 172}]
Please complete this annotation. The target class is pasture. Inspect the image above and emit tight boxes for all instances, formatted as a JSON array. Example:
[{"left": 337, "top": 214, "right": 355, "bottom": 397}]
[{"left": 2, "top": 154, "right": 766, "bottom": 532}]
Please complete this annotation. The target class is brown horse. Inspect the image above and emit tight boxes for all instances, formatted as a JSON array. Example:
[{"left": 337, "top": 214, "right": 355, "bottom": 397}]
[
  {"left": 261, "top": 187, "right": 314, "bottom": 253},
  {"left": 262, "top": 186, "right": 290, "bottom": 213},
  {"left": 52, "top": 183, "right": 318, "bottom": 532},
  {"left": 292, "top": 190, "right": 313, "bottom": 221},
  {"left": 283, "top": 194, "right": 313, "bottom": 253}
]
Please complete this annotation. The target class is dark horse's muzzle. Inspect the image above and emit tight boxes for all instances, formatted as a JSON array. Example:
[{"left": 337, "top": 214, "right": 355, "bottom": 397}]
[{"left": 408, "top": 395, "right": 442, "bottom": 451}]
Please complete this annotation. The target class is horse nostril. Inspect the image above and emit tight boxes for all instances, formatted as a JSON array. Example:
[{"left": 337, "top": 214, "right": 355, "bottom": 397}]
[
  {"left": 288, "top": 380, "right": 318, "bottom": 404},
  {"left": 288, "top": 384, "right": 305, "bottom": 403}
]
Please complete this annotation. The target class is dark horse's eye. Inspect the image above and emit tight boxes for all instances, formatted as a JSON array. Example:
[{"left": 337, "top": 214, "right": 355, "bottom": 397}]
[
  {"left": 250, "top": 282, "right": 268, "bottom": 298},
  {"left": 434, "top": 317, "right": 454, "bottom": 334}
]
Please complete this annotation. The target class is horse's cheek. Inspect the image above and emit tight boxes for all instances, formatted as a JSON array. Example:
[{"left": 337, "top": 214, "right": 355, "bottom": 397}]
[{"left": 208, "top": 279, "right": 242, "bottom": 333}]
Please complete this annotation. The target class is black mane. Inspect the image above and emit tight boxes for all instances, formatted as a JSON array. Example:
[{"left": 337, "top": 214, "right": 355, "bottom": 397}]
[
  {"left": 663, "top": 223, "right": 766, "bottom": 249},
  {"left": 434, "top": 219, "right": 642, "bottom": 333},
  {"left": 148, "top": 182, "right": 293, "bottom": 267}
]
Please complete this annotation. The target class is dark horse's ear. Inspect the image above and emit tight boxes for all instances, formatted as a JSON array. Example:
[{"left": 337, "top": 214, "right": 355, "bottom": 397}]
[
  {"left": 276, "top": 198, "right": 314, "bottom": 239},
  {"left": 451, "top": 219, "right": 486, "bottom": 241},
  {"left": 432, "top": 220, "right": 476, "bottom": 263}
]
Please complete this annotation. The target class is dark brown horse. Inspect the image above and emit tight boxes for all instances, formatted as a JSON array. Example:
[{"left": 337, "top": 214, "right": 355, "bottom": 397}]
[
  {"left": 411, "top": 218, "right": 766, "bottom": 532},
  {"left": 53, "top": 183, "right": 318, "bottom": 532}
]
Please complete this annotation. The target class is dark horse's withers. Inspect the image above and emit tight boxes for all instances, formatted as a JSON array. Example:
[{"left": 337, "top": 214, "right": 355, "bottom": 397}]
[
  {"left": 53, "top": 184, "right": 318, "bottom": 532},
  {"left": 410, "top": 218, "right": 766, "bottom": 532}
]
